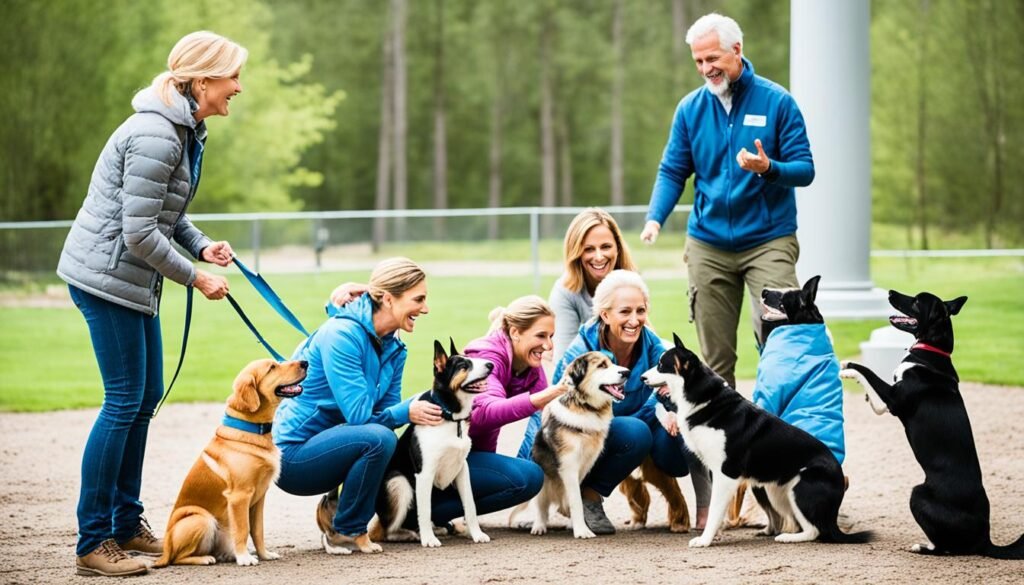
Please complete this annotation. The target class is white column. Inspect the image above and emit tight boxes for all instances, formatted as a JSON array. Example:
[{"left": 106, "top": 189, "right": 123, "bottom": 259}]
[{"left": 790, "top": 0, "right": 889, "bottom": 318}]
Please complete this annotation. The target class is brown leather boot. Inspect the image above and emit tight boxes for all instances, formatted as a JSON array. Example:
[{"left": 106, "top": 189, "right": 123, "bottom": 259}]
[
  {"left": 75, "top": 539, "right": 149, "bottom": 577},
  {"left": 118, "top": 516, "right": 163, "bottom": 556}
]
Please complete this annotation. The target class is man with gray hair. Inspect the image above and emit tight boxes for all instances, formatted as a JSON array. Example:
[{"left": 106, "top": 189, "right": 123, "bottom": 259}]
[{"left": 641, "top": 12, "right": 815, "bottom": 391}]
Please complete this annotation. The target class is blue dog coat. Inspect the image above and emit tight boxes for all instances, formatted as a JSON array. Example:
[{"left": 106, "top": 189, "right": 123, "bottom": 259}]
[{"left": 753, "top": 323, "right": 846, "bottom": 464}]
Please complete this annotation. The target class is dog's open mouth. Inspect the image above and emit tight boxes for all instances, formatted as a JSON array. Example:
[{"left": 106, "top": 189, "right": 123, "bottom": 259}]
[
  {"left": 275, "top": 382, "right": 304, "bottom": 398},
  {"left": 461, "top": 376, "right": 489, "bottom": 393},
  {"left": 601, "top": 383, "right": 625, "bottom": 401},
  {"left": 889, "top": 315, "right": 917, "bottom": 328},
  {"left": 759, "top": 300, "right": 788, "bottom": 322}
]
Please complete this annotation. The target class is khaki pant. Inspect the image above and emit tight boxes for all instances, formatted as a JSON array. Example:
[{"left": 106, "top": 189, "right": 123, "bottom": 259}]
[{"left": 684, "top": 235, "right": 800, "bottom": 388}]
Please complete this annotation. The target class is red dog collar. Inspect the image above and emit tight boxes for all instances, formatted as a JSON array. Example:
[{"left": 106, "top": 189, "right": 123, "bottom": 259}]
[{"left": 911, "top": 342, "right": 952, "bottom": 358}]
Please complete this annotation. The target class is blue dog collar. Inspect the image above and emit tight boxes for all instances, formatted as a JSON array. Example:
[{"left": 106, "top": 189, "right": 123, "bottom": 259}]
[{"left": 222, "top": 413, "right": 273, "bottom": 435}]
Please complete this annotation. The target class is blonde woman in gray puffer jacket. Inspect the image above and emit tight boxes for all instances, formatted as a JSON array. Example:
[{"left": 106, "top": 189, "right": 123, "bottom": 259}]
[{"left": 57, "top": 31, "right": 246, "bottom": 578}]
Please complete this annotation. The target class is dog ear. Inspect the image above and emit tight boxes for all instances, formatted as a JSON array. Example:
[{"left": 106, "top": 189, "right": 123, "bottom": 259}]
[
  {"left": 672, "top": 332, "right": 685, "bottom": 350},
  {"left": 433, "top": 340, "right": 448, "bottom": 374},
  {"left": 228, "top": 368, "right": 262, "bottom": 413},
  {"left": 565, "top": 355, "right": 590, "bottom": 389},
  {"left": 449, "top": 337, "right": 459, "bottom": 357},
  {"left": 945, "top": 296, "right": 968, "bottom": 316},
  {"left": 803, "top": 275, "right": 821, "bottom": 303}
]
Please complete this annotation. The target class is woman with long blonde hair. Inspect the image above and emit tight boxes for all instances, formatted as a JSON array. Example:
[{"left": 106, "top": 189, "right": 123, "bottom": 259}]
[{"left": 549, "top": 208, "right": 637, "bottom": 363}]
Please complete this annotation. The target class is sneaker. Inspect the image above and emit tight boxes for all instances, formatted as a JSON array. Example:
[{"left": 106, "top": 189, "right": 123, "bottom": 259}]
[
  {"left": 582, "top": 499, "right": 615, "bottom": 535},
  {"left": 119, "top": 516, "right": 163, "bottom": 556},
  {"left": 76, "top": 539, "right": 149, "bottom": 577}
]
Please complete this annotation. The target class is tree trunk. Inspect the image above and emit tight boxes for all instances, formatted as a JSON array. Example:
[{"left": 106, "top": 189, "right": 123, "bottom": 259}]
[
  {"left": 557, "top": 107, "right": 573, "bottom": 207},
  {"left": 914, "top": 0, "right": 930, "bottom": 250},
  {"left": 539, "top": 5, "right": 556, "bottom": 237},
  {"left": 391, "top": 0, "right": 408, "bottom": 238},
  {"left": 433, "top": 0, "right": 448, "bottom": 239},
  {"left": 487, "top": 0, "right": 509, "bottom": 240},
  {"left": 672, "top": 0, "right": 687, "bottom": 92},
  {"left": 610, "top": 0, "right": 624, "bottom": 206},
  {"left": 373, "top": 12, "right": 395, "bottom": 252},
  {"left": 488, "top": 62, "right": 505, "bottom": 239}
]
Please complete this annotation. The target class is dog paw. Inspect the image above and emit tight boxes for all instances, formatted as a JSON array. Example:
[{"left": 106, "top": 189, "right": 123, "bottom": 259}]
[
  {"left": 258, "top": 550, "right": 280, "bottom": 561},
  {"left": 321, "top": 534, "right": 353, "bottom": 555},
  {"left": 624, "top": 519, "right": 647, "bottom": 531},
  {"left": 470, "top": 530, "right": 491, "bottom": 544},
  {"left": 573, "top": 527, "right": 597, "bottom": 539},
  {"left": 235, "top": 552, "right": 259, "bottom": 566},
  {"left": 421, "top": 535, "right": 442, "bottom": 548},
  {"left": 197, "top": 555, "right": 216, "bottom": 565},
  {"left": 838, "top": 368, "right": 856, "bottom": 380},
  {"left": 360, "top": 542, "right": 383, "bottom": 554},
  {"left": 530, "top": 524, "right": 548, "bottom": 536},
  {"left": 688, "top": 537, "right": 712, "bottom": 548}
]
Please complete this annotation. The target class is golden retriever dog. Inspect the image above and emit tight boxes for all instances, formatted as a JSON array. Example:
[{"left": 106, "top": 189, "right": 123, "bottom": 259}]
[
  {"left": 619, "top": 457, "right": 690, "bottom": 533},
  {"left": 153, "top": 359, "right": 307, "bottom": 568},
  {"left": 510, "top": 352, "right": 628, "bottom": 539}
]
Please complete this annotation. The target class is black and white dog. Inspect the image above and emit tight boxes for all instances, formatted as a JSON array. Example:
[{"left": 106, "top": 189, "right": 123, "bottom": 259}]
[
  {"left": 366, "top": 340, "right": 493, "bottom": 548},
  {"left": 841, "top": 290, "right": 1024, "bottom": 558},
  {"left": 643, "top": 334, "right": 872, "bottom": 547}
]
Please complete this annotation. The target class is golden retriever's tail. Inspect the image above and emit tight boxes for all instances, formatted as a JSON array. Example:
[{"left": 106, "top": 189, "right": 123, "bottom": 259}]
[{"left": 152, "top": 506, "right": 216, "bottom": 568}]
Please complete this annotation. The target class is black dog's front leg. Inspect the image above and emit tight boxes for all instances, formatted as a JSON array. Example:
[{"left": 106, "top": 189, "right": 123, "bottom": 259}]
[{"left": 840, "top": 361, "right": 895, "bottom": 415}]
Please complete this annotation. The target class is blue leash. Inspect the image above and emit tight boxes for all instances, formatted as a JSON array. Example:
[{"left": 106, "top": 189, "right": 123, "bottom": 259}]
[{"left": 153, "top": 259, "right": 309, "bottom": 416}]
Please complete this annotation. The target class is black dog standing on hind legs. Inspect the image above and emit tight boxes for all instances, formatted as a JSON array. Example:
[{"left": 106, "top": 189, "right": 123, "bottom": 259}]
[{"left": 841, "top": 290, "right": 1024, "bottom": 559}]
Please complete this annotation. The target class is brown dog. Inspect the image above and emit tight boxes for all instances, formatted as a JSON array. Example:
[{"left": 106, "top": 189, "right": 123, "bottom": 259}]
[
  {"left": 619, "top": 457, "right": 690, "bottom": 533},
  {"left": 153, "top": 359, "right": 307, "bottom": 568}
]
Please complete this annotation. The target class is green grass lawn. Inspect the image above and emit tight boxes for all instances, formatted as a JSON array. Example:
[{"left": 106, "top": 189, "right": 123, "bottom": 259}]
[{"left": 2, "top": 256, "right": 1021, "bottom": 412}]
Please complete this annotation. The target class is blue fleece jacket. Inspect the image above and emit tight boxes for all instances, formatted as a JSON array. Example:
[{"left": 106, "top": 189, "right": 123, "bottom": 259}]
[
  {"left": 646, "top": 57, "right": 814, "bottom": 252},
  {"left": 273, "top": 294, "right": 412, "bottom": 447},
  {"left": 517, "top": 319, "right": 666, "bottom": 459},
  {"left": 752, "top": 324, "right": 845, "bottom": 463}
]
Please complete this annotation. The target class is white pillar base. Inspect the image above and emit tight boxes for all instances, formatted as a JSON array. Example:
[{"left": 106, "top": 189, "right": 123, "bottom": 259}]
[{"left": 815, "top": 285, "right": 891, "bottom": 319}]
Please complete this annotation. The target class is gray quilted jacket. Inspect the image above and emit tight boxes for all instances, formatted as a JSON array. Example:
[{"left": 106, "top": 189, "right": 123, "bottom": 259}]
[{"left": 57, "top": 87, "right": 213, "bottom": 316}]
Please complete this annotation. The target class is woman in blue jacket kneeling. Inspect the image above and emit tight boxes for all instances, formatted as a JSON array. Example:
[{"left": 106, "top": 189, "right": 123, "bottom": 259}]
[
  {"left": 520, "top": 270, "right": 711, "bottom": 532},
  {"left": 273, "top": 257, "right": 441, "bottom": 555}
]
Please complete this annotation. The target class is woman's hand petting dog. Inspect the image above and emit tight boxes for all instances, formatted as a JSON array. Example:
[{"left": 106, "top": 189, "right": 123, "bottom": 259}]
[
  {"left": 409, "top": 400, "right": 443, "bottom": 426},
  {"left": 529, "top": 381, "right": 570, "bottom": 410}
]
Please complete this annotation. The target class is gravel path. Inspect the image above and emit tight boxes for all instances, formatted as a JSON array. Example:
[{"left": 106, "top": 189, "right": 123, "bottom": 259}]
[{"left": 2, "top": 381, "right": 1023, "bottom": 584}]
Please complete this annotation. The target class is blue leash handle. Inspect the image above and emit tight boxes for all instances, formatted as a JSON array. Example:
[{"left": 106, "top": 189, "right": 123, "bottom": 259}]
[{"left": 232, "top": 256, "right": 310, "bottom": 336}]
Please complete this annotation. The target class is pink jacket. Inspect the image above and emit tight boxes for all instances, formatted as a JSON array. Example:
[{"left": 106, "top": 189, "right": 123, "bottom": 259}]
[{"left": 464, "top": 329, "right": 548, "bottom": 452}]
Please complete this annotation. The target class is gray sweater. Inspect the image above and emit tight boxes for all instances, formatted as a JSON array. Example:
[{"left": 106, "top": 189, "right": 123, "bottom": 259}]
[
  {"left": 57, "top": 87, "right": 212, "bottom": 316},
  {"left": 548, "top": 274, "right": 593, "bottom": 364}
]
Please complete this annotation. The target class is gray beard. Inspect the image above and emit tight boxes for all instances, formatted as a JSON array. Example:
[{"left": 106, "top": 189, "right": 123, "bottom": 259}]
[{"left": 704, "top": 76, "right": 731, "bottom": 97}]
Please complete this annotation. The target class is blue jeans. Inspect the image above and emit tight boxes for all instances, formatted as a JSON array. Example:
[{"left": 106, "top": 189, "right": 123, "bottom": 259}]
[
  {"left": 69, "top": 285, "right": 163, "bottom": 557},
  {"left": 424, "top": 451, "right": 543, "bottom": 525},
  {"left": 581, "top": 416, "right": 654, "bottom": 497},
  {"left": 277, "top": 423, "right": 398, "bottom": 536}
]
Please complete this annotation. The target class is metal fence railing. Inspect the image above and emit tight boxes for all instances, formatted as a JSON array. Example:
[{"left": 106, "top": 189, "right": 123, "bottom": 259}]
[{"left": 2, "top": 205, "right": 1021, "bottom": 292}]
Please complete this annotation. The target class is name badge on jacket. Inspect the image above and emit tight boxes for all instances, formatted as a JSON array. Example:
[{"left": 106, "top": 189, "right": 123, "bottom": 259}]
[{"left": 743, "top": 114, "right": 767, "bottom": 127}]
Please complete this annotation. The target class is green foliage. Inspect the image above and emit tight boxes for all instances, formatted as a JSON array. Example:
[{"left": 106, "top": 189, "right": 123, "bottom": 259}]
[{"left": 0, "top": 0, "right": 339, "bottom": 220}]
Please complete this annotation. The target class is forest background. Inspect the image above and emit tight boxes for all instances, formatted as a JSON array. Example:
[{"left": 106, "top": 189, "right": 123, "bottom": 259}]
[{"left": 2, "top": 0, "right": 1022, "bottom": 249}]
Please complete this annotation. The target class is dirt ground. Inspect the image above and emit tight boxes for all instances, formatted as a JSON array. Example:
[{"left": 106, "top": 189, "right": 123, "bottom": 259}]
[{"left": 2, "top": 381, "right": 1023, "bottom": 585}]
